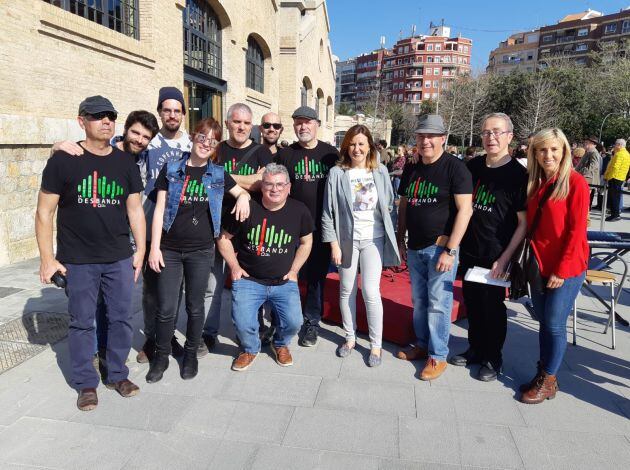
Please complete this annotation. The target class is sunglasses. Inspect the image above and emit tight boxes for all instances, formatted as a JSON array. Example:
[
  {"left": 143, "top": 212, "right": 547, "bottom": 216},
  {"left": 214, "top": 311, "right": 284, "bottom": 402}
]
[
  {"left": 84, "top": 111, "right": 117, "bottom": 121},
  {"left": 261, "top": 122, "right": 282, "bottom": 130}
]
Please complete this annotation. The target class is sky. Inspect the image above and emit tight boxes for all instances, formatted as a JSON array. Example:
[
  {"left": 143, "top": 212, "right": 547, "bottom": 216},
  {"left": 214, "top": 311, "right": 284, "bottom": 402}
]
[{"left": 327, "top": 0, "right": 630, "bottom": 71}]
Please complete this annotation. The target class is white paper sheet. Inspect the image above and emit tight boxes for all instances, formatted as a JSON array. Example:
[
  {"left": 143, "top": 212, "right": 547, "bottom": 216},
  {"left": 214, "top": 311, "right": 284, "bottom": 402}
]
[{"left": 464, "top": 266, "right": 511, "bottom": 288}]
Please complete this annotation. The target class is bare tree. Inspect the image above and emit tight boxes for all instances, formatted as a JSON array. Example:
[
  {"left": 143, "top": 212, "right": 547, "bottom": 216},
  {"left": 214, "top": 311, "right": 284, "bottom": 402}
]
[{"left": 513, "top": 73, "right": 560, "bottom": 140}]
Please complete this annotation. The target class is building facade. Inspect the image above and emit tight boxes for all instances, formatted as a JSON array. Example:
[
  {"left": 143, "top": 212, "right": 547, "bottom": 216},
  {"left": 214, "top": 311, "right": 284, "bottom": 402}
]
[
  {"left": 334, "top": 58, "right": 356, "bottom": 111},
  {"left": 333, "top": 114, "right": 392, "bottom": 150},
  {"left": 486, "top": 31, "right": 540, "bottom": 74},
  {"left": 355, "top": 49, "right": 390, "bottom": 109},
  {"left": 0, "top": 0, "right": 335, "bottom": 267},
  {"left": 487, "top": 8, "right": 630, "bottom": 71},
  {"left": 381, "top": 25, "right": 472, "bottom": 114},
  {"left": 538, "top": 9, "right": 630, "bottom": 66}
]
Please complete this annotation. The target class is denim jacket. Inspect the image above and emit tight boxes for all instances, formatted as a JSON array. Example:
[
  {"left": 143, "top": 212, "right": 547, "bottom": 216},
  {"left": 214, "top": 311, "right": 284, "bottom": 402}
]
[{"left": 162, "top": 152, "right": 225, "bottom": 238}]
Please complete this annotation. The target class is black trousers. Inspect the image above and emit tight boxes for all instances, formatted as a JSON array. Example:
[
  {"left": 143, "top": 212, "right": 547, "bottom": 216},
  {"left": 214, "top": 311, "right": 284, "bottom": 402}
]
[
  {"left": 608, "top": 178, "right": 623, "bottom": 217},
  {"left": 155, "top": 247, "right": 214, "bottom": 356},
  {"left": 461, "top": 259, "right": 507, "bottom": 364},
  {"left": 300, "top": 231, "right": 331, "bottom": 328}
]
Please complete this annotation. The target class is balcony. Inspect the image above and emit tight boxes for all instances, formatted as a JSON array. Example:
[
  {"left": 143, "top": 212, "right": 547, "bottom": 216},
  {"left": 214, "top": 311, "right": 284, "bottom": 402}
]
[{"left": 557, "top": 35, "right": 576, "bottom": 43}]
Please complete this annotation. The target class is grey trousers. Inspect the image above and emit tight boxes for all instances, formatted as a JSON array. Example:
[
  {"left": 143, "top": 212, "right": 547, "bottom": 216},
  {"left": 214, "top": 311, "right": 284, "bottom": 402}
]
[{"left": 338, "top": 237, "right": 385, "bottom": 349}]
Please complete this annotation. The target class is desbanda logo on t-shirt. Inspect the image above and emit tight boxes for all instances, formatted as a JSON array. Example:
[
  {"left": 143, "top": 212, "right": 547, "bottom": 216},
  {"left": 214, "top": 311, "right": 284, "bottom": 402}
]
[
  {"left": 405, "top": 177, "right": 439, "bottom": 206},
  {"left": 293, "top": 156, "right": 330, "bottom": 181},
  {"left": 224, "top": 158, "right": 256, "bottom": 176},
  {"left": 472, "top": 180, "right": 496, "bottom": 212},
  {"left": 181, "top": 176, "right": 208, "bottom": 204},
  {"left": 77, "top": 171, "right": 124, "bottom": 207},
  {"left": 245, "top": 218, "right": 293, "bottom": 256}
]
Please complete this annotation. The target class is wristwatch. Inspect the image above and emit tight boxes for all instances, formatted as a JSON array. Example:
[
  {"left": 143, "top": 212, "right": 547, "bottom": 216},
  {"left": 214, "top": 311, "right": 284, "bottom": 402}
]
[{"left": 444, "top": 246, "right": 457, "bottom": 256}]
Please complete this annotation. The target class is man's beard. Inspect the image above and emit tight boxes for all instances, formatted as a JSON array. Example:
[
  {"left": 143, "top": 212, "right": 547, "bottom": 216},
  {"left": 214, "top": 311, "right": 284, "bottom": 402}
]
[
  {"left": 123, "top": 139, "right": 142, "bottom": 155},
  {"left": 263, "top": 135, "right": 279, "bottom": 146},
  {"left": 163, "top": 120, "right": 181, "bottom": 133},
  {"left": 297, "top": 132, "right": 313, "bottom": 144}
]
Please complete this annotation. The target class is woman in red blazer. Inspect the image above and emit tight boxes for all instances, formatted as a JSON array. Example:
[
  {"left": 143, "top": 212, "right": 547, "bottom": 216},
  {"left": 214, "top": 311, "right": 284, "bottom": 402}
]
[{"left": 520, "top": 128, "right": 589, "bottom": 404}]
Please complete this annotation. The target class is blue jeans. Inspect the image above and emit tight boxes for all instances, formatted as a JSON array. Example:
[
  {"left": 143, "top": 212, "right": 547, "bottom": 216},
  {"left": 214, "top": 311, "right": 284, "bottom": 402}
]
[
  {"left": 231, "top": 278, "right": 303, "bottom": 353},
  {"left": 65, "top": 257, "right": 134, "bottom": 389},
  {"left": 407, "top": 245, "right": 458, "bottom": 361},
  {"left": 531, "top": 271, "right": 586, "bottom": 375}
]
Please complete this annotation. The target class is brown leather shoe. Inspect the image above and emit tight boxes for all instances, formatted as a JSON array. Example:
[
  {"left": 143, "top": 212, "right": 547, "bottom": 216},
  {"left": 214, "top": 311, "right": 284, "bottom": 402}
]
[
  {"left": 232, "top": 352, "right": 258, "bottom": 371},
  {"left": 106, "top": 379, "right": 140, "bottom": 398},
  {"left": 272, "top": 345, "right": 293, "bottom": 367},
  {"left": 136, "top": 339, "right": 155, "bottom": 364},
  {"left": 77, "top": 388, "right": 98, "bottom": 411},
  {"left": 396, "top": 345, "right": 428, "bottom": 361},
  {"left": 519, "top": 364, "right": 543, "bottom": 392},
  {"left": 420, "top": 358, "right": 448, "bottom": 381},
  {"left": 520, "top": 372, "right": 558, "bottom": 404}
]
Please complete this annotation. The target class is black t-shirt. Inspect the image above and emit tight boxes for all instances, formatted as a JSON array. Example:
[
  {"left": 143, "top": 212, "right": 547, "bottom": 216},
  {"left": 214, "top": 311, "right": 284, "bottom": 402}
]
[
  {"left": 216, "top": 140, "right": 273, "bottom": 176},
  {"left": 398, "top": 152, "right": 473, "bottom": 250},
  {"left": 223, "top": 198, "right": 314, "bottom": 285},
  {"left": 460, "top": 156, "right": 528, "bottom": 265},
  {"left": 277, "top": 141, "right": 339, "bottom": 229},
  {"left": 155, "top": 165, "right": 236, "bottom": 252},
  {"left": 41, "top": 146, "right": 144, "bottom": 264}
]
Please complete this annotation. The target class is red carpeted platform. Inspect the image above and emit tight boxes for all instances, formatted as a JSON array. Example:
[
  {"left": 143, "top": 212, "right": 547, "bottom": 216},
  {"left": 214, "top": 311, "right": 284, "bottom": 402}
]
[{"left": 322, "top": 268, "right": 466, "bottom": 346}]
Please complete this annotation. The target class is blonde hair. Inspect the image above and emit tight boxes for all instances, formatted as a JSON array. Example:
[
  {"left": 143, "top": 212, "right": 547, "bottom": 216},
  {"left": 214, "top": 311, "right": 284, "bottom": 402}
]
[{"left": 527, "top": 128, "right": 572, "bottom": 201}]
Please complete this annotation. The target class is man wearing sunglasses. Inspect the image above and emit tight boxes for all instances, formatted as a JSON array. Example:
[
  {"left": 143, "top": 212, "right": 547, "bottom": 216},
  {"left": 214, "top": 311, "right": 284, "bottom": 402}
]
[
  {"left": 36, "top": 96, "right": 146, "bottom": 411},
  {"left": 260, "top": 112, "right": 284, "bottom": 157}
]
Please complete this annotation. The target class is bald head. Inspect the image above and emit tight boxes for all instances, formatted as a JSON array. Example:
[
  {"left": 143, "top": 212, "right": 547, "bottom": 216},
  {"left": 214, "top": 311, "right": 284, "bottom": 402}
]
[{"left": 260, "top": 112, "right": 284, "bottom": 150}]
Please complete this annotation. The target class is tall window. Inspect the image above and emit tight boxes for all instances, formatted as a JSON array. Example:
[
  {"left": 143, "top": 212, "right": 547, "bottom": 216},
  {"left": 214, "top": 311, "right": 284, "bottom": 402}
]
[
  {"left": 246, "top": 36, "right": 264, "bottom": 93},
  {"left": 43, "top": 0, "right": 138, "bottom": 39},
  {"left": 183, "top": 0, "right": 221, "bottom": 78}
]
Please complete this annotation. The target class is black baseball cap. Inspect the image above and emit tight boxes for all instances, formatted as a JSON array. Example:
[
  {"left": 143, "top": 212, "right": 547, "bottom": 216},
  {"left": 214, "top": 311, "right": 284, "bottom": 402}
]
[{"left": 78, "top": 95, "right": 118, "bottom": 118}]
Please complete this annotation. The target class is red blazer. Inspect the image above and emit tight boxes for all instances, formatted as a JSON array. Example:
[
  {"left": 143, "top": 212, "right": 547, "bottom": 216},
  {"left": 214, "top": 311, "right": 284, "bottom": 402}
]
[{"left": 527, "top": 171, "right": 589, "bottom": 279}]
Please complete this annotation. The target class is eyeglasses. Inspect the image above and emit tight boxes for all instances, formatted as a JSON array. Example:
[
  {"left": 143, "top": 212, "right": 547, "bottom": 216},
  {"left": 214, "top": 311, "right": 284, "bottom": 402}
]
[
  {"left": 480, "top": 130, "right": 510, "bottom": 139},
  {"left": 195, "top": 134, "right": 219, "bottom": 147},
  {"left": 84, "top": 111, "right": 117, "bottom": 121},
  {"left": 262, "top": 181, "right": 290, "bottom": 190},
  {"left": 261, "top": 123, "right": 282, "bottom": 130}
]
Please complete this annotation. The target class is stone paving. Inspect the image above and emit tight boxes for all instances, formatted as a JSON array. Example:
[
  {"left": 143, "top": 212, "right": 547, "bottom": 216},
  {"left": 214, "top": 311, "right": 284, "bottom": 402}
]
[{"left": 0, "top": 211, "right": 629, "bottom": 469}]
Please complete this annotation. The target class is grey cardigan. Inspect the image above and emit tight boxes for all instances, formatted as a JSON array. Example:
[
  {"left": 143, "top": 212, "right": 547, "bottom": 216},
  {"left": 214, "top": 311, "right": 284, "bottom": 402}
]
[{"left": 321, "top": 164, "right": 401, "bottom": 268}]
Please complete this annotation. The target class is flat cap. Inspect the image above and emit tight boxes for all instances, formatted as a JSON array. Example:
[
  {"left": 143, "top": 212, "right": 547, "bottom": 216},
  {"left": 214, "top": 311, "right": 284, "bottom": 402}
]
[
  {"left": 78, "top": 95, "right": 117, "bottom": 117},
  {"left": 291, "top": 106, "right": 320, "bottom": 122}
]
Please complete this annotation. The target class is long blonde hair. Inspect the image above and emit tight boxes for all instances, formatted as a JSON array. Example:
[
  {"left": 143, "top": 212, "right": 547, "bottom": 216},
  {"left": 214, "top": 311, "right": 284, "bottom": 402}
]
[{"left": 527, "top": 128, "right": 572, "bottom": 201}]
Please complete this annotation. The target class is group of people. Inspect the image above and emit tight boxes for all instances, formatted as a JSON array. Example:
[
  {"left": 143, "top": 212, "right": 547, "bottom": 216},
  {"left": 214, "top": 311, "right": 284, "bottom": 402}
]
[{"left": 36, "top": 85, "right": 613, "bottom": 412}]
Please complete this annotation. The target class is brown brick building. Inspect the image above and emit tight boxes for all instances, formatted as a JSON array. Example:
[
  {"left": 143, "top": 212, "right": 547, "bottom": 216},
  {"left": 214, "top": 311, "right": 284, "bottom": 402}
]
[{"left": 381, "top": 25, "right": 472, "bottom": 114}]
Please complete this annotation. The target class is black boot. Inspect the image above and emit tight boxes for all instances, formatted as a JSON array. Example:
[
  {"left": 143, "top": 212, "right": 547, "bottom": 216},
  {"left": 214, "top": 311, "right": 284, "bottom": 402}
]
[
  {"left": 181, "top": 351, "right": 198, "bottom": 380},
  {"left": 146, "top": 355, "right": 169, "bottom": 383}
]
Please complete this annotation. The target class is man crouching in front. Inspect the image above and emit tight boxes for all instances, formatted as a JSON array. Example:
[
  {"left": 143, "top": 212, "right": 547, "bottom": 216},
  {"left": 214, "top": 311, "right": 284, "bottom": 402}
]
[
  {"left": 217, "top": 163, "right": 313, "bottom": 371},
  {"left": 36, "top": 96, "right": 146, "bottom": 411}
]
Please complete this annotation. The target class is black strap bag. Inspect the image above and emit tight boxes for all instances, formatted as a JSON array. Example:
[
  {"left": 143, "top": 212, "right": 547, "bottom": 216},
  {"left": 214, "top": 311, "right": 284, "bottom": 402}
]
[{"left": 508, "top": 181, "right": 557, "bottom": 300}]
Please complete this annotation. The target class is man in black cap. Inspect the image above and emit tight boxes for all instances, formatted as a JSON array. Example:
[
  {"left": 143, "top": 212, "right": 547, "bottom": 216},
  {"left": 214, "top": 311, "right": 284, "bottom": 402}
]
[
  {"left": 277, "top": 106, "right": 339, "bottom": 346},
  {"left": 36, "top": 96, "right": 146, "bottom": 410},
  {"left": 395, "top": 114, "right": 473, "bottom": 381}
]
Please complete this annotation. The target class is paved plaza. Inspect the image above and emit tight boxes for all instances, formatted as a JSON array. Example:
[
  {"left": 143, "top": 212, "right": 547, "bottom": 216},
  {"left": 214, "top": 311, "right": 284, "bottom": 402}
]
[{"left": 0, "top": 211, "right": 629, "bottom": 469}]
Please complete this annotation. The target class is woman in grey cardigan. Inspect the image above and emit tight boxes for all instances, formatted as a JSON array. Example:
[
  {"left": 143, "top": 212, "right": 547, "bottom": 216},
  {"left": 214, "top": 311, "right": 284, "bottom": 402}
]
[{"left": 322, "top": 125, "right": 400, "bottom": 367}]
